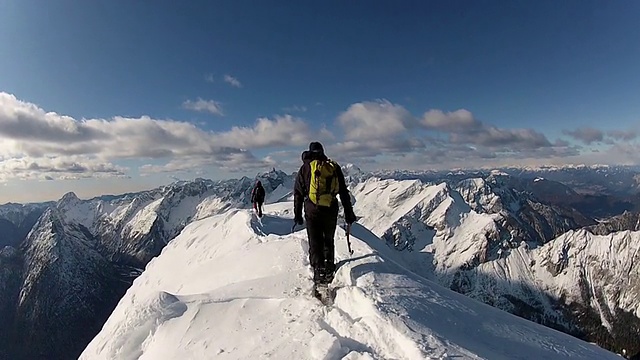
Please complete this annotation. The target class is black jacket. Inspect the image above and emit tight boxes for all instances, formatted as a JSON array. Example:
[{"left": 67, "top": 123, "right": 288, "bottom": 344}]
[
  {"left": 294, "top": 151, "right": 355, "bottom": 222},
  {"left": 251, "top": 183, "right": 265, "bottom": 203}
]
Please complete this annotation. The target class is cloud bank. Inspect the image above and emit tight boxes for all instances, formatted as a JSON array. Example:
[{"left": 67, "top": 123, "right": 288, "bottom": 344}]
[
  {"left": 0, "top": 93, "right": 315, "bottom": 180},
  {"left": 0, "top": 92, "right": 637, "bottom": 182}
]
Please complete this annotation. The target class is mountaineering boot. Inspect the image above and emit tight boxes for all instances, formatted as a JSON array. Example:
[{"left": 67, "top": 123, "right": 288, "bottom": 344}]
[
  {"left": 312, "top": 268, "right": 323, "bottom": 299},
  {"left": 312, "top": 266, "right": 335, "bottom": 305},
  {"left": 313, "top": 267, "right": 326, "bottom": 285},
  {"left": 313, "top": 279, "right": 332, "bottom": 305},
  {"left": 323, "top": 260, "right": 335, "bottom": 284}
]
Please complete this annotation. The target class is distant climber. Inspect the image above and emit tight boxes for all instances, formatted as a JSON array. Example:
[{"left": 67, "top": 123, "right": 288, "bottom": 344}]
[
  {"left": 293, "top": 141, "right": 357, "bottom": 290},
  {"left": 251, "top": 180, "right": 266, "bottom": 218}
]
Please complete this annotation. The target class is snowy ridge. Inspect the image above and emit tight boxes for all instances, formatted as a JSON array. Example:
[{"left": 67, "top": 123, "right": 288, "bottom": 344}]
[
  {"left": 18, "top": 208, "right": 111, "bottom": 309},
  {"left": 450, "top": 228, "right": 640, "bottom": 358},
  {"left": 0, "top": 201, "right": 53, "bottom": 222},
  {"left": 454, "top": 175, "right": 521, "bottom": 215},
  {"left": 52, "top": 171, "right": 293, "bottom": 266},
  {"left": 360, "top": 164, "right": 640, "bottom": 196},
  {"left": 81, "top": 201, "right": 617, "bottom": 360},
  {"left": 349, "top": 178, "right": 500, "bottom": 277},
  {"left": 345, "top": 175, "right": 640, "bottom": 356},
  {"left": 0, "top": 171, "right": 296, "bottom": 360},
  {"left": 0, "top": 202, "right": 51, "bottom": 248},
  {"left": 4, "top": 167, "right": 640, "bottom": 358},
  {"left": 15, "top": 207, "right": 126, "bottom": 358},
  {"left": 472, "top": 229, "right": 640, "bottom": 323}
]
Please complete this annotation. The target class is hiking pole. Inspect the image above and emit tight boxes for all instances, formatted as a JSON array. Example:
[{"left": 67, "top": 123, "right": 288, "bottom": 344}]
[{"left": 346, "top": 222, "right": 353, "bottom": 255}]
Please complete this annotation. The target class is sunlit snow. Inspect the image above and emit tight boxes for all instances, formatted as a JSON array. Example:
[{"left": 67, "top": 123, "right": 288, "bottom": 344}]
[{"left": 81, "top": 201, "right": 618, "bottom": 360}]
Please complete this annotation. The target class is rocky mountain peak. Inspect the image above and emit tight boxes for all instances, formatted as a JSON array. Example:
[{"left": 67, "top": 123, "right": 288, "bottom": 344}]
[{"left": 58, "top": 191, "right": 80, "bottom": 207}]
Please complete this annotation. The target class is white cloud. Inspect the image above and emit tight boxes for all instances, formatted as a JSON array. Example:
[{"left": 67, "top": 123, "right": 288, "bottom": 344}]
[
  {"left": 0, "top": 93, "right": 107, "bottom": 143},
  {"left": 212, "top": 115, "right": 327, "bottom": 148},
  {"left": 2, "top": 92, "right": 638, "bottom": 183},
  {"left": 0, "top": 93, "right": 331, "bottom": 181},
  {"left": 205, "top": 73, "right": 215, "bottom": 83},
  {"left": 421, "top": 108, "right": 551, "bottom": 150},
  {"left": 561, "top": 127, "right": 640, "bottom": 146},
  {"left": 182, "top": 98, "right": 224, "bottom": 116},
  {"left": 223, "top": 75, "right": 242, "bottom": 88},
  {"left": 562, "top": 127, "right": 604, "bottom": 145},
  {"left": 337, "top": 99, "right": 417, "bottom": 141},
  {"left": 422, "top": 109, "right": 481, "bottom": 132},
  {"left": 332, "top": 100, "right": 432, "bottom": 161},
  {"left": 331, "top": 100, "right": 594, "bottom": 169},
  {"left": 0, "top": 99, "right": 318, "bottom": 158},
  {"left": 0, "top": 156, "right": 128, "bottom": 181},
  {"left": 454, "top": 127, "right": 553, "bottom": 150},
  {"left": 139, "top": 152, "right": 274, "bottom": 175}
]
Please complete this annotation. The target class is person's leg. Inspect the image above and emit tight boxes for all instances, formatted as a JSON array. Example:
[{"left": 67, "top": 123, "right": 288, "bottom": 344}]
[
  {"left": 305, "top": 215, "right": 326, "bottom": 283},
  {"left": 258, "top": 201, "right": 263, "bottom": 217},
  {"left": 321, "top": 209, "right": 339, "bottom": 283}
]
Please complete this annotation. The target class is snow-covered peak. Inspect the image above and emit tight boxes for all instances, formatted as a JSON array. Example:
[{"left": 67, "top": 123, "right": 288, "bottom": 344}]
[
  {"left": 455, "top": 176, "right": 524, "bottom": 215},
  {"left": 56, "top": 193, "right": 101, "bottom": 230},
  {"left": 0, "top": 201, "right": 52, "bottom": 223},
  {"left": 81, "top": 202, "right": 618, "bottom": 360},
  {"left": 255, "top": 168, "right": 292, "bottom": 193},
  {"left": 461, "top": 227, "right": 640, "bottom": 356},
  {"left": 534, "top": 229, "right": 640, "bottom": 316},
  {"left": 342, "top": 163, "right": 362, "bottom": 175},
  {"left": 59, "top": 191, "right": 80, "bottom": 204},
  {"left": 15, "top": 207, "right": 128, "bottom": 359},
  {"left": 257, "top": 167, "right": 288, "bottom": 179},
  {"left": 348, "top": 177, "right": 504, "bottom": 276},
  {"left": 489, "top": 169, "right": 510, "bottom": 176}
]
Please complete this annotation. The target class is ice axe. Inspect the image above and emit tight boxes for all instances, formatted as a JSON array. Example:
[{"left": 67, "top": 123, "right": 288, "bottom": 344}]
[
  {"left": 292, "top": 219, "right": 303, "bottom": 233},
  {"left": 346, "top": 222, "right": 353, "bottom": 255}
]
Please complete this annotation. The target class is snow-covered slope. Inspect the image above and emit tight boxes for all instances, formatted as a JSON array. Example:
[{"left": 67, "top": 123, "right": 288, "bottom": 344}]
[
  {"left": 0, "top": 245, "right": 21, "bottom": 357},
  {"left": 464, "top": 229, "right": 640, "bottom": 356},
  {"left": 0, "top": 202, "right": 51, "bottom": 248},
  {"left": 82, "top": 202, "right": 618, "bottom": 360},
  {"left": 14, "top": 208, "right": 127, "bottom": 360},
  {"left": 56, "top": 169, "right": 293, "bottom": 268},
  {"left": 349, "top": 178, "right": 499, "bottom": 279},
  {"left": 347, "top": 175, "right": 640, "bottom": 357},
  {"left": 0, "top": 170, "right": 296, "bottom": 360},
  {"left": 4, "top": 167, "right": 640, "bottom": 359}
]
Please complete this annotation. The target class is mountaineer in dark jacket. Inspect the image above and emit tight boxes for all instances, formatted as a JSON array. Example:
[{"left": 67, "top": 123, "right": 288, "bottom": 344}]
[
  {"left": 294, "top": 141, "right": 357, "bottom": 286},
  {"left": 251, "top": 180, "right": 266, "bottom": 217}
]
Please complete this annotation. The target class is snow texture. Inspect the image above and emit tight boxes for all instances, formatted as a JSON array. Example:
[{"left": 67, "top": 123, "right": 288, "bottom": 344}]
[
  {"left": 475, "top": 229, "right": 640, "bottom": 326},
  {"left": 82, "top": 201, "right": 618, "bottom": 360}
]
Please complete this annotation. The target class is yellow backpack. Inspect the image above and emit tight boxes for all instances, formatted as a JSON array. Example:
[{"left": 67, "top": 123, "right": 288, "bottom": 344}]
[{"left": 309, "top": 159, "right": 339, "bottom": 207}]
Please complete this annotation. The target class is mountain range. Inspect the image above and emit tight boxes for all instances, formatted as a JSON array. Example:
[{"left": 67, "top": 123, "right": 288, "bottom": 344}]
[{"left": 1, "top": 165, "right": 639, "bottom": 359}]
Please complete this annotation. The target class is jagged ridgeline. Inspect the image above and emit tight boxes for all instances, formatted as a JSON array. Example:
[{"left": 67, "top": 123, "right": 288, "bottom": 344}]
[
  {"left": 0, "top": 165, "right": 639, "bottom": 359},
  {"left": 0, "top": 170, "right": 292, "bottom": 360}
]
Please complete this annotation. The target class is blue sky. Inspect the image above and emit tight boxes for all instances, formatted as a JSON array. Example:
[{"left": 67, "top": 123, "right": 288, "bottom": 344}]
[{"left": 1, "top": 0, "right": 639, "bottom": 203}]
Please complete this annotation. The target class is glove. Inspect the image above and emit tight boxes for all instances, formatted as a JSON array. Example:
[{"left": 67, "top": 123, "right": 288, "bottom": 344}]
[
  {"left": 294, "top": 215, "right": 304, "bottom": 225},
  {"left": 345, "top": 210, "right": 357, "bottom": 225}
]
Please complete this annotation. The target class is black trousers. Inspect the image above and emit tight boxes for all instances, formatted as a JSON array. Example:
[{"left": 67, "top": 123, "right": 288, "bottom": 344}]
[
  {"left": 305, "top": 203, "right": 338, "bottom": 283},
  {"left": 253, "top": 201, "right": 263, "bottom": 217}
]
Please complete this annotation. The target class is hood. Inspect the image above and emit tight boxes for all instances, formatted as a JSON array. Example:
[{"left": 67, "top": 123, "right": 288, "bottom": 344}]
[{"left": 301, "top": 150, "right": 328, "bottom": 163}]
